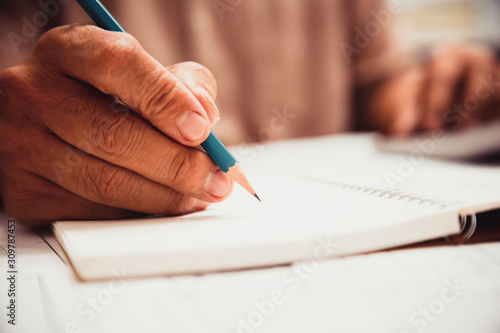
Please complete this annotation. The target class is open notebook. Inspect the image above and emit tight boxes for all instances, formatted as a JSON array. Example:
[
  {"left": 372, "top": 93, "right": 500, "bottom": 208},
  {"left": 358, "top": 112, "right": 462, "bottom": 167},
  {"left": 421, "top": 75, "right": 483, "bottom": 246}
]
[{"left": 53, "top": 135, "right": 500, "bottom": 281}]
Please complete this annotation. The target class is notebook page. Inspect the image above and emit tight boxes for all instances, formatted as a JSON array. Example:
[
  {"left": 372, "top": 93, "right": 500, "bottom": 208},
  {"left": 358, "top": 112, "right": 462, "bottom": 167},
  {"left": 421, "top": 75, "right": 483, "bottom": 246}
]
[{"left": 53, "top": 171, "right": 460, "bottom": 279}]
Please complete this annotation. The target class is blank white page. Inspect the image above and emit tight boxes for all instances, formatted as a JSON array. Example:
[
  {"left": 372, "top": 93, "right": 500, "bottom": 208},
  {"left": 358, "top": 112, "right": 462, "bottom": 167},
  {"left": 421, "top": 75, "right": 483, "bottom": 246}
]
[{"left": 53, "top": 171, "right": 461, "bottom": 280}]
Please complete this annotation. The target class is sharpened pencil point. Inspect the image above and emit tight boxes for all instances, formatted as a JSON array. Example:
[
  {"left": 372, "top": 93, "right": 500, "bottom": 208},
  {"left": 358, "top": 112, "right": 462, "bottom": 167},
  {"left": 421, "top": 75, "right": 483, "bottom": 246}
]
[{"left": 226, "top": 163, "right": 259, "bottom": 201}]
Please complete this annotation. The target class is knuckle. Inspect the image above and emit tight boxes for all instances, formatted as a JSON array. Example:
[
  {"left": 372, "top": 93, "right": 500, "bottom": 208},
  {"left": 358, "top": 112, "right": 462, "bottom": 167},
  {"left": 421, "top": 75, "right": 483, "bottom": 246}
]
[
  {"left": 141, "top": 75, "right": 180, "bottom": 120},
  {"left": 35, "top": 26, "right": 66, "bottom": 51},
  {"left": 34, "top": 24, "right": 81, "bottom": 58},
  {"left": 0, "top": 66, "right": 27, "bottom": 96},
  {"left": 166, "top": 149, "right": 192, "bottom": 185},
  {"left": 71, "top": 162, "right": 87, "bottom": 190},
  {"left": 98, "top": 166, "right": 130, "bottom": 200},
  {"left": 89, "top": 112, "right": 139, "bottom": 160},
  {"left": 86, "top": 164, "right": 132, "bottom": 202},
  {"left": 0, "top": 64, "right": 62, "bottom": 117},
  {"left": 93, "top": 33, "right": 141, "bottom": 84},
  {"left": 0, "top": 67, "right": 16, "bottom": 88}
]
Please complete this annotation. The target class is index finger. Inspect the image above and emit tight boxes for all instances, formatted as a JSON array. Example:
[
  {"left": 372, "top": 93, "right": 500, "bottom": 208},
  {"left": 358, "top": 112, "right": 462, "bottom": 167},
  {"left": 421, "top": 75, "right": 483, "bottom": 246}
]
[{"left": 33, "top": 24, "right": 214, "bottom": 146}]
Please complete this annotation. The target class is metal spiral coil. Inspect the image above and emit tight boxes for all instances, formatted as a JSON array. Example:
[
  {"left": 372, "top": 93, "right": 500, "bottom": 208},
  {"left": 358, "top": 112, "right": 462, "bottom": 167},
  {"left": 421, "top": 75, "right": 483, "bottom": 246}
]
[
  {"left": 324, "top": 180, "right": 452, "bottom": 208},
  {"left": 295, "top": 173, "right": 454, "bottom": 208},
  {"left": 298, "top": 174, "right": 475, "bottom": 240}
]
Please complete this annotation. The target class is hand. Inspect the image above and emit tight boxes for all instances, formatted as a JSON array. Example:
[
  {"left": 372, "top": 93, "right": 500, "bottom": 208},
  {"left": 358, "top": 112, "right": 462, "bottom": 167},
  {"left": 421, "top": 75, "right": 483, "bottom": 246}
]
[
  {"left": 363, "top": 44, "right": 500, "bottom": 134},
  {"left": 0, "top": 24, "right": 233, "bottom": 226}
]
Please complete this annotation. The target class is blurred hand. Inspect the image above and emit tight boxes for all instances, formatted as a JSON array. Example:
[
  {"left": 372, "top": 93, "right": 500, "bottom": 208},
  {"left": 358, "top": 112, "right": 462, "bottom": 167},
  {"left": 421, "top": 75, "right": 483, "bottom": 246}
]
[
  {"left": 364, "top": 44, "right": 500, "bottom": 134},
  {"left": 0, "top": 25, "right": 233, "bottom": 226}
]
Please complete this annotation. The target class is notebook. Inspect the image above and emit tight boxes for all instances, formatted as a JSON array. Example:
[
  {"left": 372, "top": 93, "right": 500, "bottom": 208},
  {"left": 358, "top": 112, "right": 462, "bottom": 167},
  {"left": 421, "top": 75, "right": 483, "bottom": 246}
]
[{"left": 52, "top": 134, "right": 500, "bottom": 281}]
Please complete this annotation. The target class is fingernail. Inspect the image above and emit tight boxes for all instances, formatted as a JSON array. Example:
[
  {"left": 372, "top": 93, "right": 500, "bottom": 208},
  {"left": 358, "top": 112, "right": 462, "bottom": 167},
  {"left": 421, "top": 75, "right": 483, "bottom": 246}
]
[
  {"left": 205, "top": 170, "right": 231, "bottom": 198},
  {"left": 177, "top": 111, "right": 208, "bottom": 142}
]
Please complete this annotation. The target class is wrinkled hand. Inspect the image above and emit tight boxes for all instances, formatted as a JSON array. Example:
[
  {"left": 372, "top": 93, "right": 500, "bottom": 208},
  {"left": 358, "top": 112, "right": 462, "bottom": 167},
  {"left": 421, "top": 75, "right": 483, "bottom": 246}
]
[
  {"left": 365, "top": 44, "right": 500, "bottom": 134},
  {"left": 0, "top": 25, "right": 233, "bottom": 226}
]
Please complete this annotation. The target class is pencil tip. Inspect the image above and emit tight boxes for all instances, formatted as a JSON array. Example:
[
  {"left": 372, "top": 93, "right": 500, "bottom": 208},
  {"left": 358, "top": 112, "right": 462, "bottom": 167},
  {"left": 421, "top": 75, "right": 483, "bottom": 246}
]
[{"left": 254, "top": 193, "right": 261, "bottom": 202}]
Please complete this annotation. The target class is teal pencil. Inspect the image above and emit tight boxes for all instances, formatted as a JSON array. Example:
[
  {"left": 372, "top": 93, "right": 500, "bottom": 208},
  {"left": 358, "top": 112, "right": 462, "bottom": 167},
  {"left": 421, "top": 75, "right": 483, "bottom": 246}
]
[{"left": 76, "top": 0, "right": 260, "bottom": 201}]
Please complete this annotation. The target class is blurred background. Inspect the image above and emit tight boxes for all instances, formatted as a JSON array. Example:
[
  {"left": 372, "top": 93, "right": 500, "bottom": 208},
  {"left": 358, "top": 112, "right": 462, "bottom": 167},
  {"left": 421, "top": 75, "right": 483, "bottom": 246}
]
[{"left": 397, "top": 0, "right": 500, "bottom": 50}]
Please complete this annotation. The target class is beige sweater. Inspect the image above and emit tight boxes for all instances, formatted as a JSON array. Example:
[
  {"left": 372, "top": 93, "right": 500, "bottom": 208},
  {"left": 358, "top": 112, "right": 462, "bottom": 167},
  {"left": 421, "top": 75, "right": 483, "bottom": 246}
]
[{"left": 0, "top": 0, "right": 408, "bottom": 145}]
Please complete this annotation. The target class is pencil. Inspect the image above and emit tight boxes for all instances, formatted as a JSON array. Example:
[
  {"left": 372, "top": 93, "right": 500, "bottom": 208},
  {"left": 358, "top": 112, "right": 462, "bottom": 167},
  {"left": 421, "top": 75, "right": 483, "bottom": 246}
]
[{"left": 76, "top": 0, "right": 260, "bottom": 201}]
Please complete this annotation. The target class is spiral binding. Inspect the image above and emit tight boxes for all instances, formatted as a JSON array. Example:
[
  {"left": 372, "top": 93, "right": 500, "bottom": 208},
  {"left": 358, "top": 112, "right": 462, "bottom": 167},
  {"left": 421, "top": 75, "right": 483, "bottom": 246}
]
[
  {"left": 299, "top": 175, "right": 454, "bottom": 208},
  {"left": 329, "top": 180, "right": 479, "bottom": 240},
  {"left": 298, "top": 174, "right": 479, "bottom": 240},
  {"left": 459, "top": 212, "right": 477, "bottom": 240}
]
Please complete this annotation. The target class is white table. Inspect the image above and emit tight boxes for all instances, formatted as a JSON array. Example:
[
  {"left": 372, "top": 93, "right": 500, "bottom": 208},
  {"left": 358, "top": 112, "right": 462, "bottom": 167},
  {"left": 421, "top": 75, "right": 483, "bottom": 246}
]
[
  {"left": 1, "top": 213, "right": 500, "bottom": 333},
  {"left": 1, "top": 134, "right": 500, "bottom": 333}
]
